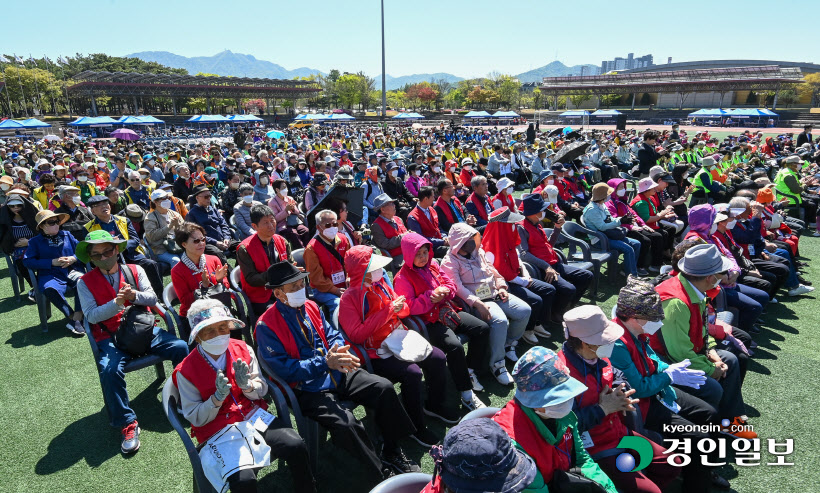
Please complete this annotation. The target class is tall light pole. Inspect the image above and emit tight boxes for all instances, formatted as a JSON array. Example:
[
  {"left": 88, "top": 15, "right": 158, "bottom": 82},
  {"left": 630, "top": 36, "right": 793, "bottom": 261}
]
[{"left": 381, "top": 0, "right": 387, "bottom": 127}]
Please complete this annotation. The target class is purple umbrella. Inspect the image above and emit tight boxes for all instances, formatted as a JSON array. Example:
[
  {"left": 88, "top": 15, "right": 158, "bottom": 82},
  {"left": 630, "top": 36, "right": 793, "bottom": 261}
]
[{"left": 111, "top": 128, "right": 140, "bottom": 141}]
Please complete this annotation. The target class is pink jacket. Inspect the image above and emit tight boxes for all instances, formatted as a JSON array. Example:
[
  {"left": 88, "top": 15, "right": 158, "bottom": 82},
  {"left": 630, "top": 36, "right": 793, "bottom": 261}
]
[
  {"left": 393, "top": 233, "right": 457, "bottom": 324},
  {"left": 267, "top": 194, "right": 302, "bottom": 232}
]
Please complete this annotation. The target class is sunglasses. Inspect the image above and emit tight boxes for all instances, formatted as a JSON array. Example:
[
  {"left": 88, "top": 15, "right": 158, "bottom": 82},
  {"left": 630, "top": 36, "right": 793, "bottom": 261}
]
[
  {"left": 129, "top": 178, "right": 140, "bottom": 182},
  {"left": 43, "top": 219, "right": 60, "bottom": 227},
  {"left": 199, "top": 194, "right": 212, "bottom": 199},
  {"left": 188, "top": 237, "right": 206, "bottom": 245},
  {"left": 89, "top": 246, "right": 118, "bottom": 261},
  {"left": 321, "top": 221, "right": 338, "bottom": 228}
]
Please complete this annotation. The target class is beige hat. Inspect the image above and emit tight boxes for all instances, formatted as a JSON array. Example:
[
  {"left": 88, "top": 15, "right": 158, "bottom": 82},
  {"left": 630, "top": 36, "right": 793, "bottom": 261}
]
[
  {"left": 591, "top": 182, "right": 614, "bottom": 201},
  {"left": 35, "top": 210, "right": 69, "bottom": 230},
  {"left": 563, "top": 305, "right": 624, "bottom": 346}
]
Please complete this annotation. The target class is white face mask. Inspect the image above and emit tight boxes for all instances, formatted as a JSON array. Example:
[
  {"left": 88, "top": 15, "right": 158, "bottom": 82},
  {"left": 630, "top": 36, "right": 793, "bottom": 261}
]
[
  {"left": 506, "top": 186, "right": 514, "bottom": 195},
  {"left": 464, "top": 166, "right": 472, "bottom": 171},
  {"left": 159, "top": 199, "right": 172, "bottom": 210},
  {"left": 616, "top": 189, "right": 626, "bottom": 197},
  {"left": 596, "top": 342, "right": 615, "bottom": 359},
  {"left": 539, "top": 212, "right": 546, "bottom": 220},
  {"left": 242, "top": 195, "right": 253, "bottom": 204},
  {"left": 546, "top": 179, "right": 554, "bottom": 186},
  {"left": 278, "top": 188, "right": 288, "bottom": 197},
  {"left": 535, "top": 398, "right": 574, "bottom": 419},
  {"left": 78, "top": 175, "right": 88, "bottom": 182},
  {"left": 709, "top": 223, "right": 718, "bottom": 235},
  {"left": 199, "top": 334, "right": 230, "bottom": 355},
  {"left": 285, "top": 287, "right": 308, "bottom": 307},
  {"left": 322, "top": 226, "right": 338, "bottom": 240},
  {"left": 432, "top": 166, "right": 440, "bottom": 173},
  {"left": 568, "top": 170, "right": 575, "bottom": 177},
  {"left": 683, "top": 173, "right": 689, "bottom": 180},
  {"left": 390, "top": 170, "right": 398, "bottom": 178},
  {"left": 210, "top": 173, "right": 219, "bottom": 180},
  {"left": 642, "top": 320, "right": 663, "bottom": 335},
  {"left": 414, "top": 170, "right": 421, "bottom": 177},
  {"left": 711, "top": 275, "right": 723, "bottom": 289},
  {"left": 369, "top": 268, "right": 383, "bottom": 284},
  {"left": 0, "top": 184, "right": 9, "bottom": 191},
  {"left": 260, "top": 177, "right": 269, "bottom": 185},
  {"left": 229, "top": 181, "right": 240, "bottom": 190}
]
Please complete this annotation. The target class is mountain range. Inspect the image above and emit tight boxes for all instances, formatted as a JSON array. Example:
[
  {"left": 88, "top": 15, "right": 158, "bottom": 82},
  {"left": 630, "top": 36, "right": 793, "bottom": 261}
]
[{"left": 126, "top": 50, "right": 599, "bottom": 89}]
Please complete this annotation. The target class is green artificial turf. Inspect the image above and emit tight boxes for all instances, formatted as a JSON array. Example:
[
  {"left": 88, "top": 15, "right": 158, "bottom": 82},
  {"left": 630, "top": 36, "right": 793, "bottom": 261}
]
[{"left": 1, "top": 234, "right": 817, "bottom": 493}]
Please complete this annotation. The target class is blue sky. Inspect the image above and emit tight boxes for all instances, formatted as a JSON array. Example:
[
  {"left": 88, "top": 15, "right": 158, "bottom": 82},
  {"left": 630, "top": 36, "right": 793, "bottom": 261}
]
[{"left": 4, "top": 0, "right": 814, "bottom": 78}]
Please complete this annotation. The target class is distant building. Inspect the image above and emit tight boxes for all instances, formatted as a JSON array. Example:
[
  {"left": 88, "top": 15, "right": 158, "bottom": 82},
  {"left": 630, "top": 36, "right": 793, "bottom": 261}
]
[{"left": 601, "top": 53, "right": 654, "bottom": 73}]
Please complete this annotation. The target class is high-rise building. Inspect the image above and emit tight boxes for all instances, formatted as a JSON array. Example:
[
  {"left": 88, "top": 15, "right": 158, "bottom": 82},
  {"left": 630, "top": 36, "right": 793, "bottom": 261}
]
[{"left": 601, "top": 53, "right": 654, "bottom": 73}]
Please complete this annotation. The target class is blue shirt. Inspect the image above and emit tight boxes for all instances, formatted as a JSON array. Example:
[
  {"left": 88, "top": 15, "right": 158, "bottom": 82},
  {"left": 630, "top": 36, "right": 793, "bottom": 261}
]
[
  {"left": 256, "top": 301, "right": 346, "bottom": 393},
  {"left": 186, "top": 204, "right": 232, "bottom": 245}
]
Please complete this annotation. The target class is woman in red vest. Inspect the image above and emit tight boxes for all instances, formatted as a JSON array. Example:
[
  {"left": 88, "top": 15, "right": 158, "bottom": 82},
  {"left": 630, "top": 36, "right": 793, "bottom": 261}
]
[
  {"left": 171, "top": 222, "right": 230, "bottom": 341},
  {"left": 394, "top": 233, "right": 490, "bottom": 411},
  {"left": 174, "top": 299, "right": 315, "bottom": 493},
  {"left": 492, "top": 177, "right": 517, "bottom": 211},
  {"left": 559, "top": 305, "right": 680, "bottom": 493}
]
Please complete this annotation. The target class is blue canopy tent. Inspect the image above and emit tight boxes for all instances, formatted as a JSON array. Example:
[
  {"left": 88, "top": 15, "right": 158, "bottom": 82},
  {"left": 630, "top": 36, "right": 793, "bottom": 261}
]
[
  {"left": 325, "top": 113, "right": 355, "bottom": 121},
  {"left": 186, "top": 115, "right": 230, "bottom": 123},
  {"left": 228, "top": 114, "right": 264, "bottom": 122},
  {"left": 68, "top": 116, "right": 119, "bottom": 126},
  {"left": 559, "top": 110, "right": 590, "bottom": 118},
  {"left": 726, "top": 108, "right": 779, "bottom": 127},
  {"left": 118, "top": 115, "right": 165, "bottom": 125},
  {"left": 590, "top": 109, "right": 621, "bottom": 118},
  {"left": 464, "top": 110, "right": 492, "bottom": 118},
  {"left": 0, "top": 119, "right": 25, "bottom": 129},
  {"left": 492, "top": 110, "right": 519, "bottom": 118},
  {"left": 293, "top": 114, "right": 312, "bottom": 120},
  {"left": 392, "top": 113, "right": 416, "bottom": 120}
]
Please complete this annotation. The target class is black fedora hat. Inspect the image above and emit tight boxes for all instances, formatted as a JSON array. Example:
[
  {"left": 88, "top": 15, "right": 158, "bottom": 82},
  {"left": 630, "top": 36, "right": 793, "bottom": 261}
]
[
  {"left": 191, "top": 184, "right": 211, "bottom": 197},
  {"left": 266, "top": 261, "right": 308, "bottom": 289}
]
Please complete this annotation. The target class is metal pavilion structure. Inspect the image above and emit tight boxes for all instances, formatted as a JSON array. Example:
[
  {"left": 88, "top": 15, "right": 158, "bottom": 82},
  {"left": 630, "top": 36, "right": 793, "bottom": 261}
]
[
  {"left": 539, "top": 65, "right": 804, "bottom": 110},
  {"left": 66, "top": 71, "right": 321, "bottom": 116}
]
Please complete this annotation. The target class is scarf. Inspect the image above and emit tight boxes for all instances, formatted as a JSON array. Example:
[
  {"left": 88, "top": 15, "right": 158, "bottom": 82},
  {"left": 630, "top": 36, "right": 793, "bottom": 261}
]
[{"left": 182, "top": 252, "right": 206, "bottom": 275}]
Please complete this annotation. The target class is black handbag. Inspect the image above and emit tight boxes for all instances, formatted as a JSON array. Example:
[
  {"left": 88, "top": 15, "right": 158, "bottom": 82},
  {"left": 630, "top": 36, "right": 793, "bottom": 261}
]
[
  {"left": 193, "top": 281, "right": 234, "bottom": 308},
  {"left": 549, "top": 468, "right": 608, "bottom": 493},
  {"left": 111, "top": 267, "right": 156, "bottom": 356},
  {"left": 603, "top": 226, "right": 627, "bottom": 241}
]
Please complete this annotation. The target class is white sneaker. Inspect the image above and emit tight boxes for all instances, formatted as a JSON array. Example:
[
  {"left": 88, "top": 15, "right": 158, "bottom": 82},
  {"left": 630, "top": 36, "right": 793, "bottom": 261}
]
[
  {"left": 461, "top": 392, "right": 487, "bottom": 410},
  {"left": 505, "top": 342, "right": 519, "bottom": 362},
  {"left": 521, "top": 330, "right": 539, "bottom": 345},
  {"left": 468, "top": 369, "right": 484, "bottom": 392},
  {"left": 788, "top": 284, "right": 815, "bottom": 296},
  {"left": 813, "top": 231, "right": 820, "bottom": 237},
  {"left": 533, "top": 325, "right": 552, "bottom": 338},
  {"left": 492, "top": 361, "right": 513, "bottom": 385}
]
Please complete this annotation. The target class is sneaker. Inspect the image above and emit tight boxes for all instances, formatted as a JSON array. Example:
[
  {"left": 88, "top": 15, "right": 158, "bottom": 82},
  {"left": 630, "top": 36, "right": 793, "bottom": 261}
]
[
  {"left": 382, "top": 447, "right": 422, "bottom": 473},
  {"left": 711, "top": 471, "right": 731, "bottom": 490},
  {"left": 492, "top": 361, "right": 514, "bottom": 385},
  {"left": 798, "top": 276, "right": 813, "bottom": 286},
  {"left": 521, "top": 330, "right": 539, "bottom": 345},
  {"left": 424, "top": 405, "right": 461, "bottom": 425},
  {"left": 636, "top": 268, "right": 649, "bottom": 276},
  {"left": 408, "top": 428, "right": 439, "bottom": 449},
  {"left": 648, "top": 265, "right": 661, "bottom": 273},
  {"left": 813, "top": 231, "right": 820, "bottom": 237},
  {"left": 788, "top": 284, "right": 815, "bottom": 296},
  {"left": 468, "top": 369, "right": 484, "bottom": 392},
  {"left": 27, "top": 289, "right": 35, "bottom": 303},
  {"left": 533, "top": 325, "right": 552, "bottom": 338},
  {"left": 121, "top": 421, "right": 141, "bottom": 454},
  {"left": 380, "top": 465, "right": 397, "bottom": 480},
  {"left": 462, "top": 392, "right": 487, "bottom": 411},
  {"left": 725, "top": 417, "right": 758, "bottom": 440},
  {"left": 770, "top": 297, "right": 778, "bottom": 304},
  {"left": 67, "top": 321, "right": 85, "bottom": 336},
  {"left": 505, "top": 342, "right": 519, "bottom": 362}
]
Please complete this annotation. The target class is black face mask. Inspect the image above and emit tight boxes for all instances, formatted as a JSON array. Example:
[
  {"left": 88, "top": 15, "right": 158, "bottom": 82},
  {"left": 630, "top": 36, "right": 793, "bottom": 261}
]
[{"left": 460, "top": 239, "right": 476, "bottom": 258}]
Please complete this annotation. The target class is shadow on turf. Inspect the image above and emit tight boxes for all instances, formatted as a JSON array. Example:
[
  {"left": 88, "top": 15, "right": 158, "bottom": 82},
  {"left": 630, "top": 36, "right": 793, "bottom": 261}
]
[{"left": 35, "top": 379, "right": 169, "bottom": 475}]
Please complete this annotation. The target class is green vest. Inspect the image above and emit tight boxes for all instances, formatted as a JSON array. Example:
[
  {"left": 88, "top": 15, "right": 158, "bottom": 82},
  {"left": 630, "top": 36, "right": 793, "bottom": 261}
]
[
  {"left": 774, "top": 168, "right": 801, "bottom": 205},
  {"left": 692, "top": 168, "right": 712, "bottom": 194},
  {"left": 670, "top": 153, "right": 684, "bottom": 166}
]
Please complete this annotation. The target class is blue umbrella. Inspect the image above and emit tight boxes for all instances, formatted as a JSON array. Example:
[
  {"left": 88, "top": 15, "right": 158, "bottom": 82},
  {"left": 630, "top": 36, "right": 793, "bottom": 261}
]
[{"left": 266, "top": 130, "right": 285, "bottom": 139}]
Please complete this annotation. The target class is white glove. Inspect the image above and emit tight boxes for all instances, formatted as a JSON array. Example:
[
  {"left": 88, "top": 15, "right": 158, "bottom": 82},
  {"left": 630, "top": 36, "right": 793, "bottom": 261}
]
[{"left": 663, "top": 359, "right": 707, "bottom": 389}]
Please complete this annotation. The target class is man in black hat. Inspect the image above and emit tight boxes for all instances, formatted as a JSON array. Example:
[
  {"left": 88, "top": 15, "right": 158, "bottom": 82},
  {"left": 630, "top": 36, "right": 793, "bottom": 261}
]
[
  {"left": 186, "top": 184, "right": 238, "bottom": 264},
  {"left": 254, "top": 262, "right": 421, "bottom": 479},
  {"left": 381, "top": 162, "right": 414, "bottom": 220}
]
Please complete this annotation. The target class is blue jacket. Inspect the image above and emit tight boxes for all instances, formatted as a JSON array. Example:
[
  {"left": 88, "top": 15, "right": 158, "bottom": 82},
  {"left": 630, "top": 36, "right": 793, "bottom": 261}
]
[
  {"left": 256, "top": 302, "right": 347, "bottom": 393},
  {"left": 730, "top": 217, "right": 765, "bottom": 257},
  {"left": 186, "top": 204, "right": 232, "bottom": 245},
  {"left": 23, "top": 231, "right": 83, "bottom": 290}
]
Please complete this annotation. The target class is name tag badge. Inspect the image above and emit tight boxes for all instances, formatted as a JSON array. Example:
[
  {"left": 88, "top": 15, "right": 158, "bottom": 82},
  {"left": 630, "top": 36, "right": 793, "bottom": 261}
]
[
  {"left": 476, "top": 283, "right": 492, "bottom": 301},
  {"left": 331, "top": 271, "right": 345, "bottom": 286},
  {"left": 248, "top": 407, "right": 275, "bottom": 432},
  {"left": 580, "top": 431, "right": 595, "bottom": 449},
  {"left": 657, "top": 395, "right": 681, "bottom": 414}
]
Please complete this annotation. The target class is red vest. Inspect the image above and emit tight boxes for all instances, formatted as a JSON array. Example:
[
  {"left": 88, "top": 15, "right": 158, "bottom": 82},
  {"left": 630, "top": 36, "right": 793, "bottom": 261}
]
[
  {"left": 558, "top": 351, "right": 626, "bottom": 456},
  {"left": 493, "top": 191, "right": 516, "bottom": 212},
  {"left": 255, "top": 301, "right": 328, "bottom": 387},
  {"left": 434, "top": 196, "right": 465, "bottom": 225},
  {"left": 373, "top": 216, "right": 407, "bottom": 257},
  {"left": 172, "top": 340, "right": 268, "bottom": 443},
  {"left": 630, "top": 194, "right": 660, "bottom": 230},
  {"left": 523, "top": 219, "right": 558, "bottom": 265},
  {"left": 82, "top": 264, "right": 140, "bottom": 342},
  {"left": 654, "top": 276, "right": 706, "bottom": 355},
  {"left": 493, "top": 400, "right": 574, "bottom": 484},
  {"left": 407, "top": 205, "right": 442, "bottom": 239},
  {"left": 239, "top": 233, "right": 288, "bottom": 303},
  {"left": 615, "top": 319, "right": 655, "bottom": 421},
  {"left": 467, "top": 192, "right": 492, "bottom": 222},
  {"left": 307, "top": 235, "right": 350, "bottom": 290}
]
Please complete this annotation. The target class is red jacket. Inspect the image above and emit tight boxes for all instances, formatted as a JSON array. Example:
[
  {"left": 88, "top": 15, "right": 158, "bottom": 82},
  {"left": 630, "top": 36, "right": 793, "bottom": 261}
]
[
  {"left": 239, "top": 233, "right": 288, "bottom": 303},
  {"left": 171, "top": 254, "right": 230, "bottom": 317},
  {"left": 393, "top": 233, "right": 458, "bottom": 324},
  {"left": 339, "top": 246, "right": 409, "bottom": 358},
  {"left": 172, "top": 340, "right": 268, "bottom": 443},
  {"left": 81, "top": 264, "right": 140, "bottom": 342}
]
